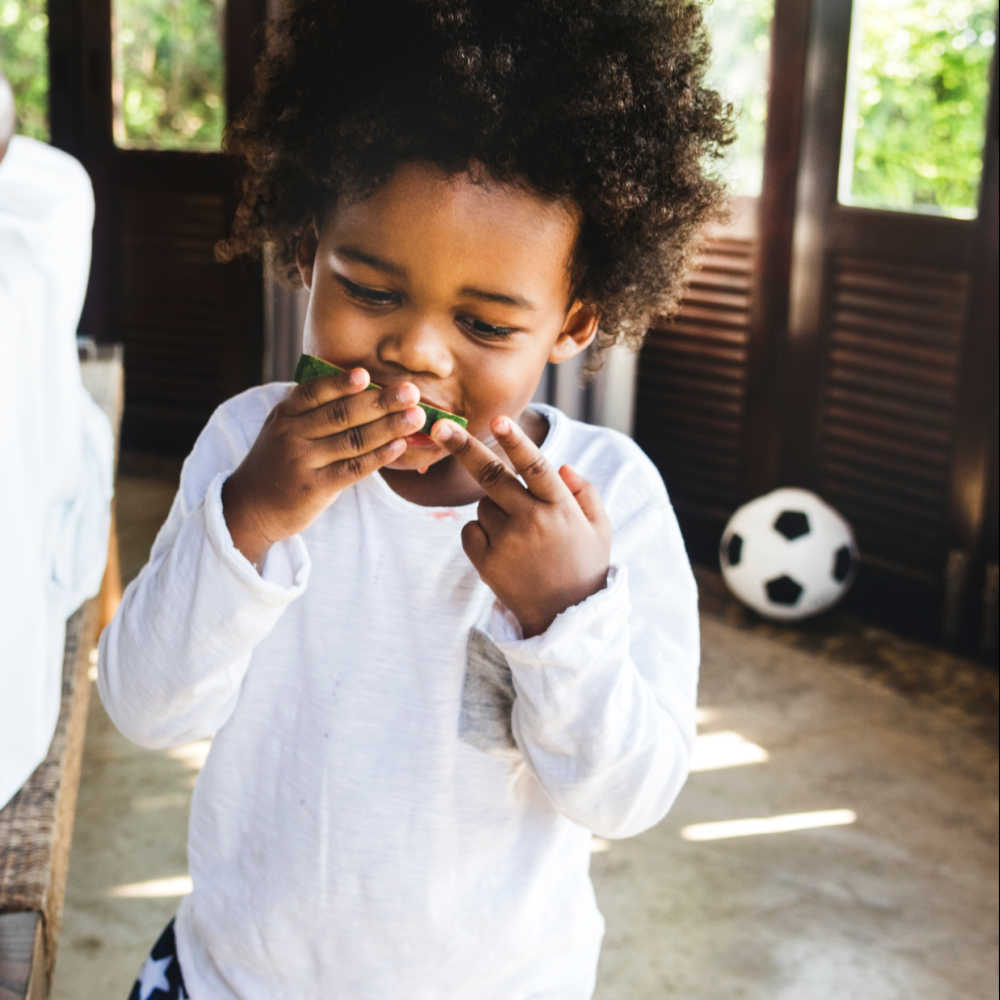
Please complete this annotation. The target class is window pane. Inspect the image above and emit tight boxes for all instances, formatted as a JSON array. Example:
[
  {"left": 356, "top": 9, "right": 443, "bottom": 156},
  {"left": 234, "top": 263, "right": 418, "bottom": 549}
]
[
  {"left": 702, "top": 0, "right": 774, "bottom": 198},
  {"left": 839, "top": 0, "right": 996, "bottom": 219},
  {"left": 112, "top": 0, "right": 226, "bottom": 151},
  {"left": 0, "top": 0, "right": 50, "bottom": 141}
]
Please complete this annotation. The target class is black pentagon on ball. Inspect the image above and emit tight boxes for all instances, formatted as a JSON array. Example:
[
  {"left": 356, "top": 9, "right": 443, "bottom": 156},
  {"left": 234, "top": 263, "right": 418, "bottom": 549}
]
[
  {"left": 774, "top": 510, "right": 810, "bottom": 540},
  {"left": 766, "top": 574, "right": 804, "bottom": 605},
  {"left": 721, "top": 532, "right": 744, "bottom": 567},
  {"left": 833, "top": 544, "right": 854, "bottom": 582}
]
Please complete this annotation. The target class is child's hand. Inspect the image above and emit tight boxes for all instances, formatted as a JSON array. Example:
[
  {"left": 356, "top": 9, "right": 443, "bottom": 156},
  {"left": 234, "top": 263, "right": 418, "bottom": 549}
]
[
  {"left": 430, "top": 416, "right": 611, "bottom": 638},
  {"left": 223, "top": 369, "right": 424, "bottom": 566}
]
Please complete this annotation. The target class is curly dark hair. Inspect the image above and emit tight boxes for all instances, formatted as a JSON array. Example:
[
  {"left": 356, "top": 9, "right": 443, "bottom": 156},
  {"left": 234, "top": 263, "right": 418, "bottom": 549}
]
[{"left": 218, "top": 0, "right": 733, "bottom": 358}]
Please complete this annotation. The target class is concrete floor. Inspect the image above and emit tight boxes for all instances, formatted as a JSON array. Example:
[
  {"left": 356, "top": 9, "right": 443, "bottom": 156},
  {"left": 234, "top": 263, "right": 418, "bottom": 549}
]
[{"left": 51, "top": 461, "right": 999, "bottom": 999}]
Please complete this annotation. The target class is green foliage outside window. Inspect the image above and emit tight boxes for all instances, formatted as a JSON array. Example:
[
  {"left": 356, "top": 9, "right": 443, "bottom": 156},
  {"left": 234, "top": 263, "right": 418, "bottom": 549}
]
[
  {"left": 703, "top": 0, "right": 774, "bottom": 198},
  {"left": 0, "top": 0, "right": 50, "bottom": 141},
  {"left": 0, "top": 0, "right": 225, "bottom": 150},
  {"left": 112, "top": 0, "right": 225, "bottom": 150},
  {"left": 841, "top": 0, "right": 996, "bottom": 217}
]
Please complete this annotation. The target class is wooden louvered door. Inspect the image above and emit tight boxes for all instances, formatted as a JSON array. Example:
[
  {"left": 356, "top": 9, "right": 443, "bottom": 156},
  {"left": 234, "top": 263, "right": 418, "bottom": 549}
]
[
  {"left": 820, "top": 257, "right": 970, "bottom": 571},
  {"left": 635, "top": 0, "right": 811, "bottom": 573},
  {"left": 112, "top": 152, "right": 263, "bottom": 453},
  {"left": 636, "top": 0, "right": 997, "bottom": 655},
  {"left": 786, "top": 230, "right": 985, "bottom": 642},
  {"left": 635, "top": 202, "right": 756, "bottom": 565},
  {"left": 783, "top": 0, "right": 998, "bottom": 650}
]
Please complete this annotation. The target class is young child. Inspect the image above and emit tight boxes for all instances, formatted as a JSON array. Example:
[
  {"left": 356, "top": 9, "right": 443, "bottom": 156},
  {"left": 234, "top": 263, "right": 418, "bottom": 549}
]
[{"left": 100, "top": 1, "right": 731, "bottom": 996}]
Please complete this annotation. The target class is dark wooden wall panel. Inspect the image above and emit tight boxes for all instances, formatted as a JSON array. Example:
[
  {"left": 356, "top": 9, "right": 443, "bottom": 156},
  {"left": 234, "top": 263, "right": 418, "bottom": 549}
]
[{"left": 116, "top": 187, "right": 236, "bottom": 451}]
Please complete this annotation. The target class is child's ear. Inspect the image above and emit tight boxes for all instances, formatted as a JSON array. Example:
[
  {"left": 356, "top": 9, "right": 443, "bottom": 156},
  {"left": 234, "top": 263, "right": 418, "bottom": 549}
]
[
  {"left": 295, "top": 220, "right": 320, "bottom": 289},
  {"left": 548, "top": 300, "right": 600, "bottom": 364}
]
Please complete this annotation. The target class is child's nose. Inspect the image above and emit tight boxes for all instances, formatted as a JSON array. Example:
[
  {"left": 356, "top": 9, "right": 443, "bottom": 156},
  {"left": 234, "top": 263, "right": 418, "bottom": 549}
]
[{"left": 376, "top": 319, "right": 454, "bottom": 378}]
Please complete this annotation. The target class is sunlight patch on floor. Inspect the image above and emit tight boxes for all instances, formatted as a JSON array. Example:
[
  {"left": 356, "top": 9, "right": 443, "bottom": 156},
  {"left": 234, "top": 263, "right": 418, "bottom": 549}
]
[
  {"left": 690, "top": 730, "right": 769, "bottom": 772},
  {"left": 109, "top": 875, "right": 193, "bottom": 899},
  {"left": 681, "top": 809, "right": 857, "bottom": 841},
  {"left": 695, "top": 706, "right": 718, "bottom": 726},
  {"left": 130, "top": 792, "right": 193, "bottom": 813},
  {"left": 165, "top": 740, "right": 211, "bottom": 769}
]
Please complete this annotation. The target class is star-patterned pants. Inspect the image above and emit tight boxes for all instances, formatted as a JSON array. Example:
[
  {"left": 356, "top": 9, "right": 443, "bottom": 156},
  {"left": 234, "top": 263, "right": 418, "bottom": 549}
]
[{"left": 127, "top": 918, "right": 190, "bottom": 1000}]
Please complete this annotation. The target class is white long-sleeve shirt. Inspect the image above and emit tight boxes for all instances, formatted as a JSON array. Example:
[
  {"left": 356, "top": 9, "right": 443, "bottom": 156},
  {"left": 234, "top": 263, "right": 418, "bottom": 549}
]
[
  {"left": 98, "top": 384, "right": 699, "bottom": 999},
  {"left": 0, "top": 136, "right": 114, "bottom": 809}
]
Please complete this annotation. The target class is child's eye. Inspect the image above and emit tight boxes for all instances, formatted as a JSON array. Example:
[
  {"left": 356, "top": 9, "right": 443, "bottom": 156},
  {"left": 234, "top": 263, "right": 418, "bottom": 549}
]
[
  {"left": 459, "top": 316, "right": 517, "bottom": 341},
  {"left": 338, "top": 277, "right": 400, "bottom": 307}
]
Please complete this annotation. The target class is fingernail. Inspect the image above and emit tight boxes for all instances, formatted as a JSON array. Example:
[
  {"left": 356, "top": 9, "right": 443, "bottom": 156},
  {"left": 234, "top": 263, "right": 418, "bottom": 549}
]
[
  {"left": 349, "top": 368, "right": 369, "bottom": 387},
  {"left": 432, "top": 420, "right": 454, "bottom": 442},
  {"left": 494, "top": 416, "right": 512, "bottom": 435},
  {"left": 405, "top": 406, "right": 424, "bottom": 425},
  {"left": 396, "top": 383, "right": 419, "bottom": 404}
]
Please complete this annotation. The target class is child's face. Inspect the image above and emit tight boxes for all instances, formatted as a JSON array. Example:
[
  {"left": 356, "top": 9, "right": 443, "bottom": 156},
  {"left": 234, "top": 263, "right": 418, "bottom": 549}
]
[{"left": 296, "top": 161, "right": 598, "bottom": 477}]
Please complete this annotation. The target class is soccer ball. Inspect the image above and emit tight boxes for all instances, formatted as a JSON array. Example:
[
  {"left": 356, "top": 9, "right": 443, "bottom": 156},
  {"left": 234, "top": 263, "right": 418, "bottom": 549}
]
[{"left": 718, "top": 487, "right": 859, "bottom": 621}]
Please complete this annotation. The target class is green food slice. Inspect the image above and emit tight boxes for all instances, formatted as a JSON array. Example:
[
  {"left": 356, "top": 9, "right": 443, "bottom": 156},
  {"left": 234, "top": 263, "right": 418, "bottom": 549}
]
[{"left": 293, "top": 353, "right": 468, "bottom": 435}]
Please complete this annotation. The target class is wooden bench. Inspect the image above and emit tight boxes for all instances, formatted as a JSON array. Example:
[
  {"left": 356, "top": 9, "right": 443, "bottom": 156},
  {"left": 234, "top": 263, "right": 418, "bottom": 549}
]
[{"left": 0, "top": 345, "right": 124, "bottom": 1000}]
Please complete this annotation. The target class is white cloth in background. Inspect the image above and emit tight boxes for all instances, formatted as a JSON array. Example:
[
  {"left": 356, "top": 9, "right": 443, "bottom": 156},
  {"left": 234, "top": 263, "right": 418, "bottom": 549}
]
[
  {"left": 0, "top": 135, "right": 114, "bottom": 809},
  {"left": 98, "top": 387, "right": 700, "bottom": 999}
]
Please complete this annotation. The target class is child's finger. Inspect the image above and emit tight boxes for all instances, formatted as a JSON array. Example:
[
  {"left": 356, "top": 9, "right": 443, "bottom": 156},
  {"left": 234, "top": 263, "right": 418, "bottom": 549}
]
[
  {"left": 489, "top": 416, "right": 570, "bottom": 504},
  {"left": 283, "top": 367, "right": 371, "bottom": 417},
  {"left": 317, "top": 434, "right": 409, "bottom": 488},
  {"left": 306, "top": 405, "right": 426, "bottom": 467},
  {"left": 474, "top": 497, "right": 507, "bottom": 542},
  {"left": 296, "top": 380, "right": 421, "bottom": 440},
  {"left": 429, "top": 420, "right": 525, "bottom": 512},
  {"left": 559, "top": 465, "right": 605, "bottom": 525},
  {"left": 460, "top": 519, "right": 490, "bottom": 566}
]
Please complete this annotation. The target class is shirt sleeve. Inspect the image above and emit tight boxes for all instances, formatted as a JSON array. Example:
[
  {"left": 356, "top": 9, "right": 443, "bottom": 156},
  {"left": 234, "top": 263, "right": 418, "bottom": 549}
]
[
  {"left": 0, "top": 137, "right": 115, "bottom": 616},
  {"left": 0, "top": 136, "right": 95, "bottom": 337},
  {"left": 0, "top": 137, "right": 115, "bottom": 806},
  {"left": 97, "top": 394, "right": 311, "bottom": 749},
  {"left": 47, "top": 385, "right": 115, "bottom": 618},
  {"left": 488, "top": 457, "right": 700, "bottom": 840}
]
